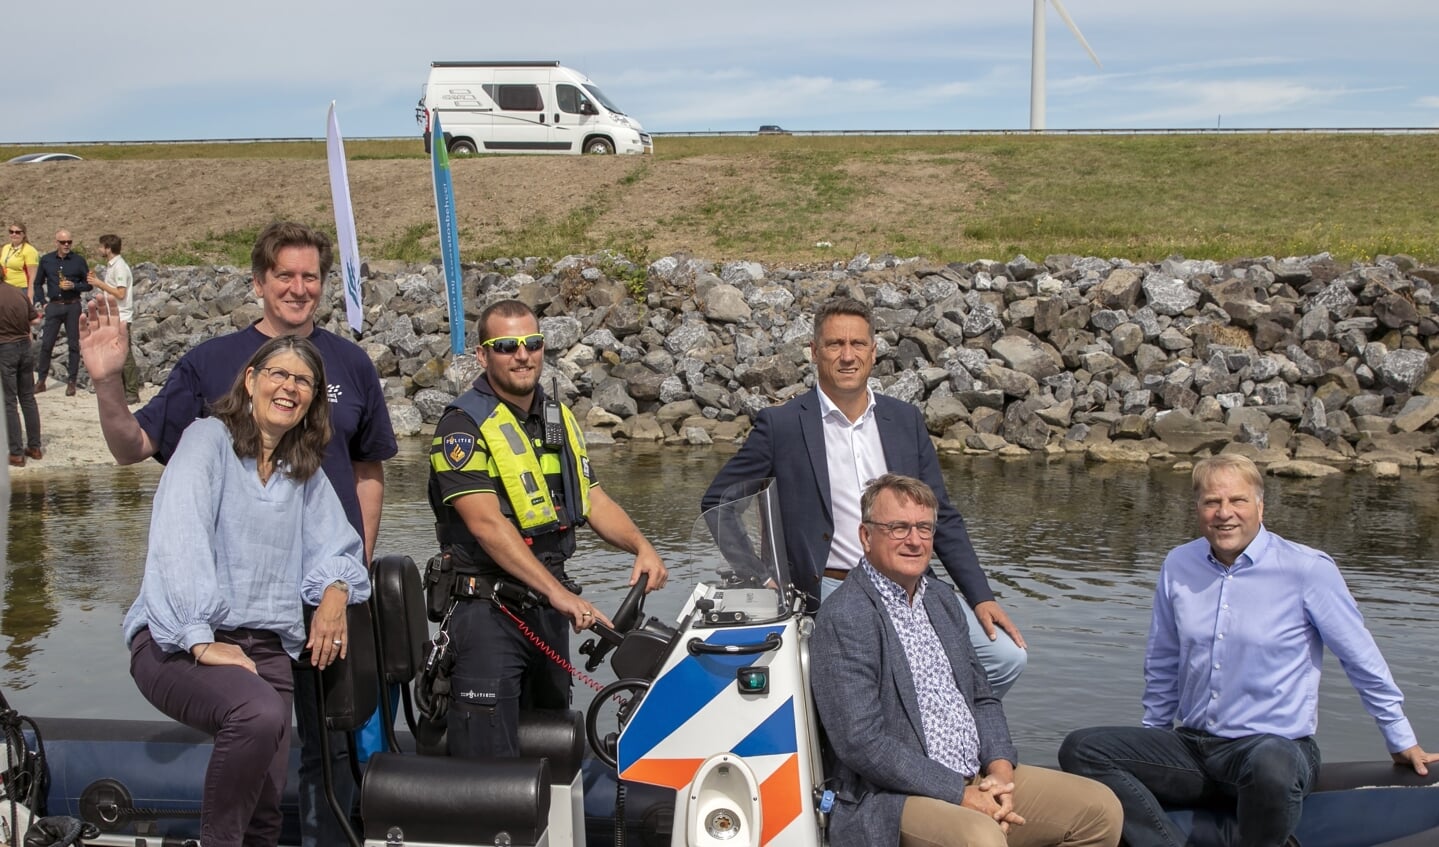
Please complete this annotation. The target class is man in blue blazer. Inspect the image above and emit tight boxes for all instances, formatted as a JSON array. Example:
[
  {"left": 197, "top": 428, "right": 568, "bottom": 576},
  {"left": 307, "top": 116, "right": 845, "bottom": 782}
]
[
  {"left": 811, "top": 473, "right": 1120, "bottom": 847},
  {"left": 702, "top": 297, "right": 1027, "bottom": 695}
]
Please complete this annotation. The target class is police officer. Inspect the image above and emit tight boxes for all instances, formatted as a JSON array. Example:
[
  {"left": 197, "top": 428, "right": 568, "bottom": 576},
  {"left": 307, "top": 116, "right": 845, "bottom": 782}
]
[{"left": 427, "top": 298, "right": 668, "bottom": 758}]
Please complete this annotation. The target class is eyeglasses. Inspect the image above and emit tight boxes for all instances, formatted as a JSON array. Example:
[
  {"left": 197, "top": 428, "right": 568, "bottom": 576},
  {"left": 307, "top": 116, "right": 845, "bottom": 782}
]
[
  {"left": 865, "top": 520, "right": 937, "bottom": 540},
  {"left": 56, "top": 240, "right": 72, "bottom": 245},
  {"left": 258, "top": 366, "right": 317, "bottom": 392},
  {"left": 8, "top": 230, "right": 22, "bottom": 235},
  {"left": 482, "top": 334, "right": 545, "bottom": 355}
]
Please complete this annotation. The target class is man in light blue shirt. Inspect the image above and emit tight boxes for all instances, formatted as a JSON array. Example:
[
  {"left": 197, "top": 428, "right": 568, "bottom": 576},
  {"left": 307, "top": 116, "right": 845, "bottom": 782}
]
[{"left": 1060, "top": 454, "right": 1436, "bottom": 847}]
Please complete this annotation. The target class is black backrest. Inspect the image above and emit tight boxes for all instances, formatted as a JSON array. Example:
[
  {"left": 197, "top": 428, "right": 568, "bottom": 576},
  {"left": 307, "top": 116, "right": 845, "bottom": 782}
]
[
  {"left": 370, "top": 555, "right": 427, "bottom": 684},
  {"left": 320, "top": 602, "right": 380, "bottom": 732}
]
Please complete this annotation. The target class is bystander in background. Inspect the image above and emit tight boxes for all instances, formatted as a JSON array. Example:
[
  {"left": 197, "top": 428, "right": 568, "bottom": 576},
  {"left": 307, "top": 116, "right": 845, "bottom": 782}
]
[
  {"left": 2, "top": 222, "right": 40, "bottom": 302},
  {"left": 87, "top": 234, "right": 139, "bottom": 404},
  {"left": 34, "top": 229, "right": 90, "bottom": 396},
  {"left": 1, "top": 280, "right": 42, "bottom": 466}
]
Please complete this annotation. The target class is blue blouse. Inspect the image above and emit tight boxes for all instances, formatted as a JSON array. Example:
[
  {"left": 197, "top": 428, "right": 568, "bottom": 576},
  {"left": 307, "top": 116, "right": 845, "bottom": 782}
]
[{"left": 123, "top": 418, "right": 370, "bottom": 659}]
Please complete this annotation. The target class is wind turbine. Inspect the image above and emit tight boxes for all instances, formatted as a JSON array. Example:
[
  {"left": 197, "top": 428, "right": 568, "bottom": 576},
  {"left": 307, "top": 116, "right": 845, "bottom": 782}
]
[{"left": 1030, "top": 0, "right": 1102, "bottom": 131}]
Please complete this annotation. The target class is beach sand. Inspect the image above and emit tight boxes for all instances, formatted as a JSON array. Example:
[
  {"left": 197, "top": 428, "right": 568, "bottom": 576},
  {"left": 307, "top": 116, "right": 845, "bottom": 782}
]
[{"left": 6, "top": 383, "right": 160, "bottom": 472}]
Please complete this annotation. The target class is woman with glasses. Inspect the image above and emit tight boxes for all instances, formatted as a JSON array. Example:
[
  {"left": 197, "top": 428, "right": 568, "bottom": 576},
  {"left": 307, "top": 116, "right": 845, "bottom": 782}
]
[
  {"left": 2, "top": 222, "right": 39, "bottom": 302},
  {"left": 122, "top": 335, "right": 371, "bottom": 847}
]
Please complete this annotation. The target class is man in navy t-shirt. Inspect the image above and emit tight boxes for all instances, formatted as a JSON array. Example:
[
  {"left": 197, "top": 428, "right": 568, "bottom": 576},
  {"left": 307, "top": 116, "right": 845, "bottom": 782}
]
[{"left": 79, "top": 221, "right": 397, "bottom": 847}]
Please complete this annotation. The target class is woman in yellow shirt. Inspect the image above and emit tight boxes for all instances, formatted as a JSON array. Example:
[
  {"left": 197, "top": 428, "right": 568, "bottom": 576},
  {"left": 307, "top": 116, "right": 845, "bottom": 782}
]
[{"left": 2, "top": 222, "right": 40, "bottom": 301}]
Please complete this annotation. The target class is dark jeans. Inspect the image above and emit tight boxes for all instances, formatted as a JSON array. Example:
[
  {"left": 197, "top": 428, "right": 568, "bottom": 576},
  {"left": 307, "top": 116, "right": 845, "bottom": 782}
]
[
  {"left": 1059, "top": 726, "right": 1320, "bottom": 847},
  {"left": 292, "top": 663, "right": 357, "bottom": 847},
  {"left": 37, "top": 299, "right": 81, "bottom": 383},
  {"left": 446, "top": 598, "right": 571, "bottom": 759},
  {"left": 130, "top": 628, "right": 294, "bottom": 847},
  {"left": 1, "top": 339, "right": 40, "bottom": 453}
]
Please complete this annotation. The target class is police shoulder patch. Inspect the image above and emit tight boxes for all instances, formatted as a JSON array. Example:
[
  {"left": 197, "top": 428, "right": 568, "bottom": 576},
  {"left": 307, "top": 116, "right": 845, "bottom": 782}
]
[{"left": 442, "top": 432, "right": 477, "bottom": 470}]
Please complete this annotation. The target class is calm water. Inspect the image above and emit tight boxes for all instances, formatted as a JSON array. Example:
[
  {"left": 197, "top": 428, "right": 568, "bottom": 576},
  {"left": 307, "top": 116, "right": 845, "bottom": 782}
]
[{"left": 3, "top": 442, "right": 1437, "bottom": 765}]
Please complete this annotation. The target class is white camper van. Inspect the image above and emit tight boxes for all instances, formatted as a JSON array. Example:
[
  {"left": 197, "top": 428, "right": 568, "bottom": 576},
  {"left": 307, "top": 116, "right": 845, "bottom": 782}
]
[{"left": 417, "top": 60, "right": 652, "bottom": 156}]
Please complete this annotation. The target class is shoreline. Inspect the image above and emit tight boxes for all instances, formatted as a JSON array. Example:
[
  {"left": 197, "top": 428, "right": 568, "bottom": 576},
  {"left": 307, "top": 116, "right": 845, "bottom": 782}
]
[
  {"left": 9, "top": 382, "right": 1435, "bottom": 480},
  {"left": 7, "top": 250, "right": 1437, "bottom": 480}
]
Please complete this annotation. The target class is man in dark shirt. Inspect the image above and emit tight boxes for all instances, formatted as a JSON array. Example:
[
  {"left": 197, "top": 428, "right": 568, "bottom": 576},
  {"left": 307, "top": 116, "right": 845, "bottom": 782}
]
[
  {"left": 33, "top": 229, "right": 90, "bottom": 395},
  {"left": 79, "top": 221, "right": 397, "bottom": 847},
  {"left": 1, "top": 282, "right": 42, "bottom": 465}
]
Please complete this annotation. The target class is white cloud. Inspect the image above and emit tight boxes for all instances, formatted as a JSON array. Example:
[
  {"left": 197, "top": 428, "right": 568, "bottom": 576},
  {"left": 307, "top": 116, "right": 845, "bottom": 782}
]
[{"left": 1116, "top": 79, "right": 1334, "bottom": 125}]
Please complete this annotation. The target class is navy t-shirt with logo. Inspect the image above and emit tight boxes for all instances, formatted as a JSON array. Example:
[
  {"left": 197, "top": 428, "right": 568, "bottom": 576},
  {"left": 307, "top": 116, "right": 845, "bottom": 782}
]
[{"left": 134, "top": 323, "right": 398, "bottom": 535}]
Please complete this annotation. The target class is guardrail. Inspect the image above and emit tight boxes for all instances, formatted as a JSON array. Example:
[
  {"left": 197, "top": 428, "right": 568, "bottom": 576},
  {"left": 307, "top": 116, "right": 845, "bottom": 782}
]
[{"left": 4, "top": 127, "right": 1437, "bottom": 148}]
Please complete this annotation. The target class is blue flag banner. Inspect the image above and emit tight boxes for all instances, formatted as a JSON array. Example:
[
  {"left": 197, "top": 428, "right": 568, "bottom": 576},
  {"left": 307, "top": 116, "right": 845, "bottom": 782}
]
[
  {"left": 430, "top": 113, "right": 466, "bottom": 356},
  {"left": 326, "top": 102, "right": 364, "bottom": 334}
]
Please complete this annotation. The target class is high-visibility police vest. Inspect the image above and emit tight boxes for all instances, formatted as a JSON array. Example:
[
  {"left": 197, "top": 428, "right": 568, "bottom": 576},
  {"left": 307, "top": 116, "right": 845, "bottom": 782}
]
[{"left": 444, "top": 389, "right": 591, "bottom": 538}]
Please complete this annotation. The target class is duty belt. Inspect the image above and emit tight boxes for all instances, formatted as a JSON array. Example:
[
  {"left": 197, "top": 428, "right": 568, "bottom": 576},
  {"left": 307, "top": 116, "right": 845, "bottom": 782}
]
[{"left": 454, "top": 574, "right": 497, "bottom": 600}]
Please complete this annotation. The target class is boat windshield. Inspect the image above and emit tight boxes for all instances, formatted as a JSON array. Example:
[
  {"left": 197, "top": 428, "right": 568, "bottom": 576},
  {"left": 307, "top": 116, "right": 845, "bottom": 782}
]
[{"left": 676, "top": 477, "right": 794, "bottom": 627}]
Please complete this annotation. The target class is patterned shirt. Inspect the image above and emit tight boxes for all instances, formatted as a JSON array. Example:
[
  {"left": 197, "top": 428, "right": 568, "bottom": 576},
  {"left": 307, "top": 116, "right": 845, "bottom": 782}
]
[{"left": 864, "top": 559, "right": 982, "bottom": 776}]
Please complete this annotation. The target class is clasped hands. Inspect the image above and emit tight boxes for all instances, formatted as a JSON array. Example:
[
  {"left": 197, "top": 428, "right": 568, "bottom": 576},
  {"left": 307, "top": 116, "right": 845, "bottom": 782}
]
[{"left": 963, "top": 774, "right": 1025, "bottom": 832}]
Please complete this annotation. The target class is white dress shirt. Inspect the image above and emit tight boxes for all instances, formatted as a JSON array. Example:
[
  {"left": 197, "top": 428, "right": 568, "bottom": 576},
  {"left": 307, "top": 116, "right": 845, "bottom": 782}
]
[{"left": 819, "top": 387, "right": 887, "bottom": 572}]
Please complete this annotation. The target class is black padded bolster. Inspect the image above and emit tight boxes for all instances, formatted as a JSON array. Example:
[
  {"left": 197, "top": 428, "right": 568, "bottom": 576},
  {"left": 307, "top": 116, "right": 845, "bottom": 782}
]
[
  {"left": 519, "top": 709, "right": 586, "bottom": 783},
  {"left": 361, "top": 752, "right": 551, "bottom": 844},
  {"left": 320, "top": 603, "right": 380, "bottom": 732},
  {"left": 371, "top": 555, "right": 427, "bottom": 683},
  {"left": 1313, "top": 760, "right": 1439, "bottom": 792}
]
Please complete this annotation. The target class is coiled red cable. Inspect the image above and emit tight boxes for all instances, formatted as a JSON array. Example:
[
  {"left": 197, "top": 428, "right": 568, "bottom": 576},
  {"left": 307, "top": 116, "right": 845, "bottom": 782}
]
[{"left": 498, "top": 605, "right": 626, "bottom": 703}]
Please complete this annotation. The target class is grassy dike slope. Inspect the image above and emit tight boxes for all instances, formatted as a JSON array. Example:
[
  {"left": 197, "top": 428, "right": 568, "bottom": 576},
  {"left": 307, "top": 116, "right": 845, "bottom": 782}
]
[{"left": 2, "top": 134, "right": 1437, "bottom": 267}]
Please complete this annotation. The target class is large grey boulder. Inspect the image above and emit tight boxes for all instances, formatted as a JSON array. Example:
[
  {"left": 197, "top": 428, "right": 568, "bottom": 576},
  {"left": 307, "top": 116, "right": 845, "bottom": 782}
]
[
  {"left": 1309, "top": 281, "right": 1357, "bottom": 320},
  {"left": 981, "top": 364, "right": 1040, "bottom": 399},
  {"left": 1092, "top": 268, "right": 1144, "bottom": 310},
  {"left": 592, "top": 378, "right": 639, "bottom": 417},
  {"left": 386, "top": 401, "right": 425, "bottom": 437},
  {"left": 1267, "top": 460, "right": 1342, "bottom": 478},
  {"left": 1151, "top": 409, "right": 1232, "bottom": 453},
  {"left": 1392, "top": 395, "right": 1439, "bottom": 433},
  {"left": 1378, "top": 349, "right": 1430, "bottom": 392},
  {"left": 992, "top": 334, "right": 1063, "bottom": 380},
  {"left": 1143, "top": 275, "right": 1200, "bottom": 316},
  {"left": 1373, "top": 294, "right": 1419, "bottom": 329}
]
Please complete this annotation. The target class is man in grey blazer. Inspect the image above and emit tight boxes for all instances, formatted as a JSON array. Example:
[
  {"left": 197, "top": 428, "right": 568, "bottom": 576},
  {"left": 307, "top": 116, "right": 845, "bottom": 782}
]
[
  {"left": 702, "top": 296, "right": 1026, "bottom": 695},
  {"left": 811, "top": 474, "right": 1120, "bottom": 847}
]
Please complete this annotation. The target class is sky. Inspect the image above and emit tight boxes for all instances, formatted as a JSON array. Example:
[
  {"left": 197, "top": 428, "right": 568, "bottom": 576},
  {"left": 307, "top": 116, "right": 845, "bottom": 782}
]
[{"left": 8, "top": 1, "right": 1439, "bottom": 143}]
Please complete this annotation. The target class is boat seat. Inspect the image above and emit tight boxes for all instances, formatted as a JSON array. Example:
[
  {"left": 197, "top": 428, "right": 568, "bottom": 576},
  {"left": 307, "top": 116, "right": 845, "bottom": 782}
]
[
  {"left": 319, "top": 601, "right": 380, "bottom": 733},
  {"left": 369, "top": 554, "right": 427, "bottom": 686},
  {"left": 361, "top": 752, "right": 550, "bottom": 846},
  {"left": 519, "top": 709, "right": 586, "bottom": 785}
]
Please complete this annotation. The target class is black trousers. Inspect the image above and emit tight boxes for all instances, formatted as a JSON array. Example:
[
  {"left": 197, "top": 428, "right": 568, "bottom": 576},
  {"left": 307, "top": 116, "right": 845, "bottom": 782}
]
[
  {"left": 37, "top": 299, "right": 81, "bottom": 383},
  {"left": 445, "top": 598, "right": 572, "bottom": 759}
]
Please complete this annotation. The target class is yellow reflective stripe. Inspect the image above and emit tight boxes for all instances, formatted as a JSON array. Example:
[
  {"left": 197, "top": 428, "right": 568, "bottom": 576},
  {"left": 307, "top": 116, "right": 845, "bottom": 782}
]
[{"left": 442, "top": 485, "right": 498, "bottom": 504}]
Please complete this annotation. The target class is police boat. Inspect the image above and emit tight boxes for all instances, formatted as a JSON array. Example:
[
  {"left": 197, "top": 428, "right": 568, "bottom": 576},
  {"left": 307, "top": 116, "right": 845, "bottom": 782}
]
[{"left": 3, "top": 477, "right": 1439, "bottom": 847}]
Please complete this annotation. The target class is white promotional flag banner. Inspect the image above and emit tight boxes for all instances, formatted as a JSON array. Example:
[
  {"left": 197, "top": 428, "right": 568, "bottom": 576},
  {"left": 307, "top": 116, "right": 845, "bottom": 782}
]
[{"left": 327, "top": 101, "right": 364, "bottom": 334}]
